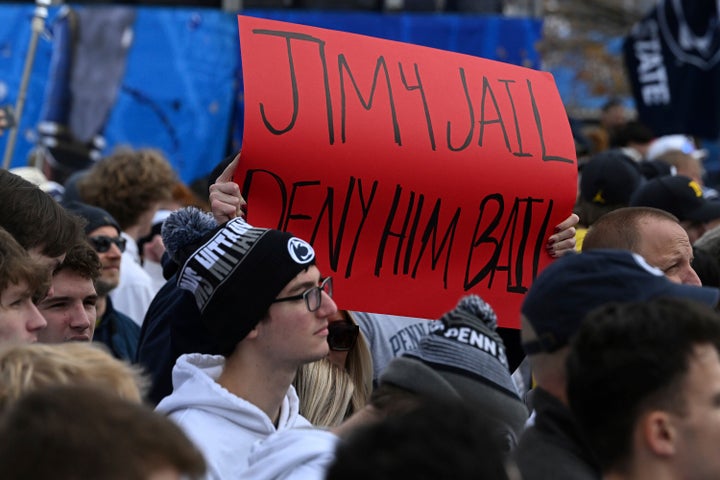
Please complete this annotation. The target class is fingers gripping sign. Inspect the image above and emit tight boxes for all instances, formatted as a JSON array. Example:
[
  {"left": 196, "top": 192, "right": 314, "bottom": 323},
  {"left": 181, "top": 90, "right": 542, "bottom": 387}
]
[{"left": 210, "top": 151, "right": 248, "bottom": 224}]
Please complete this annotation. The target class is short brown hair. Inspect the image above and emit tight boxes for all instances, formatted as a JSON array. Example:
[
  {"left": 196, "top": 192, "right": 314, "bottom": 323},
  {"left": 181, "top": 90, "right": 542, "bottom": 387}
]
[
  {"left": 0, "top": 169, "right": 85, "bottom": 257},
  {"left": 0, "top": 384, "right": 206, "bottom": 480},
  {"left": 0, "top": 227, "right": 49, "bottom": 298},
  {"left": 77, "top": 148, "right": 177, "bottom": 230}
]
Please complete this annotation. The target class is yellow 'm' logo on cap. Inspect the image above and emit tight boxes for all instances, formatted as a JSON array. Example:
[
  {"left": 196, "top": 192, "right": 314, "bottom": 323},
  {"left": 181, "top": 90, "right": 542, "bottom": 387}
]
[
  {"left": 593, "top": 190, "right": 606, "bottom": 204},
  {"left": 688, "top": 180, "right": 703, "bottom": 198}
]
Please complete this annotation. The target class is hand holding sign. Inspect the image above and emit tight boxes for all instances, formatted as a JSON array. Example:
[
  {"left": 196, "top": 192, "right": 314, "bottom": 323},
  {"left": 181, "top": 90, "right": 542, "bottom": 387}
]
[
  {"left": 234, "top": 16, "right": 577, "bottom": 327},
  {"left": 547, "top": 213, "right": 579, "bottom": 257},
  {"left": 209, "top": 151, "right": 248, "bottom": 224}
]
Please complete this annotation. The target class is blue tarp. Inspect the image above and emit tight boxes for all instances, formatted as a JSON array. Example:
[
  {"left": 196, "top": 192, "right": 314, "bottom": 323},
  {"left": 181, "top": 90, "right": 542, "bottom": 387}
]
[{"left": 0, "top": 5, "right": 542, "bottom": 183}]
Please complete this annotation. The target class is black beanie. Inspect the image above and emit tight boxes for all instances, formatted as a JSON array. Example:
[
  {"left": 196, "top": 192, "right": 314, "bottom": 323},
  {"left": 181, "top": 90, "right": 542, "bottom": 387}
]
[
  {"left": 163, "top": 208, "right": 316, "bottom": 356},
  {"left": 63, "top": 201, "right": 121, "bottom": 235}
]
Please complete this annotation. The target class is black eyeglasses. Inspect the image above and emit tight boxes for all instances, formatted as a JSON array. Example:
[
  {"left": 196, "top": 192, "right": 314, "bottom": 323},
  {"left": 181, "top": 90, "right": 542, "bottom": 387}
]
[
  {"left": 328, "top": 321, "right": 359, "bottom": 351},
  {"left": 88, "top": 235, "right": 126, "bottom": 253},
  {"left": 272, "top": 277, "right": 333, "bottom": 312}
]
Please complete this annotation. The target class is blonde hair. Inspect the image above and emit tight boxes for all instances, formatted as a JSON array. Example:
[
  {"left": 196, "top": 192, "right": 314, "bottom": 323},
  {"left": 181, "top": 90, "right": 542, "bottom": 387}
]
[
  {"left": 294, "top": 358, "right": 355, "bottom": 427},
  {"left": 0, "top": 342, "right": 148, "bottom": 411},
  {"left": 345, "top": 312, "right": 374, "bottom": 414}
]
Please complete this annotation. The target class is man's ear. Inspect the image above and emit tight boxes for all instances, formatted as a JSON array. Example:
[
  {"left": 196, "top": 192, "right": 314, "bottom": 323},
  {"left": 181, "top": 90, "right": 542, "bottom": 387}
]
[
  {"left": 245, "top": 314, "right": 271, "bottom": 340},
  {"left": 642, "top": 410, "right": 677, "bottom": 458},
  {"left": 244, "top": 325, "right": 261, "bottom": 340}
]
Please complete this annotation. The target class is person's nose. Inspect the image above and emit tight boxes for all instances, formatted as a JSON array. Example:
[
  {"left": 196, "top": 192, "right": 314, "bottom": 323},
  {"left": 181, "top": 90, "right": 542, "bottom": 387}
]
[
  {"left": 26, "top": 304, "right": 47, "bottom": 332},
  {"left": 318, "top": 291, "right": 338, "bottom": 317},
  {"left": 69, "top": 304, "right": 92, "bottom": 330},
  {"left": 684, "top": 266, "right": 703, "bottom": 286},
  {"left": 107, "top": 242, "right": 123, "bottom": 258}
]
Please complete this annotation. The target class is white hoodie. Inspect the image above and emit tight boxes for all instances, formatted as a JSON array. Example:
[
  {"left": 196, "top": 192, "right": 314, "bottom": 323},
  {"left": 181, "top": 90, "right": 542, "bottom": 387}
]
[
  {"left": 243, "top": 427, "right": 339, "bottom": 480},
  {"left": 156, "top": 353, "right": 311, "bottom": 480}
]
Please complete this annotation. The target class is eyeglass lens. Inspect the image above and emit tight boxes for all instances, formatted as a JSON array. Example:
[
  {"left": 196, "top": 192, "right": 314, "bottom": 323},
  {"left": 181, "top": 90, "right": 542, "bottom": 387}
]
[{"left": 306, "top": 277, "right": 333, "bottom": 312}]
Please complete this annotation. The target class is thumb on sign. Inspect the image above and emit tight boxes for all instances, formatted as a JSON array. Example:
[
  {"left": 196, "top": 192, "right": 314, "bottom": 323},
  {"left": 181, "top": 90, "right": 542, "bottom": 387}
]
[{"left": 209, "top": 151, "right": 247, "bottom": 224}]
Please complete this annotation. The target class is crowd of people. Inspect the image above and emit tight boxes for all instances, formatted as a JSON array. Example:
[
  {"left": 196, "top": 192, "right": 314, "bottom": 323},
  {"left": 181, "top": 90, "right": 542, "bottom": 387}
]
[{"left": 2, "top": 99, "right": 720, "bottom": 479}]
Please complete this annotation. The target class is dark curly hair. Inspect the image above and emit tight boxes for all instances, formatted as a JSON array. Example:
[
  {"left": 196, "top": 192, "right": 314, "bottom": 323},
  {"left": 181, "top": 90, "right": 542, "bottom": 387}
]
[{"left": 55, "top": 242, "right": 102, "bottom": 281}]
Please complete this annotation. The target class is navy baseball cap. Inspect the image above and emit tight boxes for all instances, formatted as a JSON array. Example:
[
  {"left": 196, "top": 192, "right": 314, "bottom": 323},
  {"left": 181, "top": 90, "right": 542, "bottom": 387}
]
[
  {"left": 521, "top": 249, "right": 719, "bottom": 354},
  {"left": 630, "top": 175, "right": 720, "bottom": 223},
  {"left": 580, "top": 150, "right": 643, "bottom": 205},
  {"left": 639, "top": 159, "right": 675, "bottom": 180}
]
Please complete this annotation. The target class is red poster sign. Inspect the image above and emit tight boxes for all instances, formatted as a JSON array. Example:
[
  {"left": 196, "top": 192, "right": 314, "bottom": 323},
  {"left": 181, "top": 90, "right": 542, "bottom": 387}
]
[{"left": 234, "top": 15, "right": 577, "bottom": 328}]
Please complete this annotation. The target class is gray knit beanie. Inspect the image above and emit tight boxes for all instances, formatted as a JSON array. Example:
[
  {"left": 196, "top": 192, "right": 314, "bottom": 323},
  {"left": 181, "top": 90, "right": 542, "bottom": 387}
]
[{"left": 379, "top": 295, "right": 529, "bottom": 444}]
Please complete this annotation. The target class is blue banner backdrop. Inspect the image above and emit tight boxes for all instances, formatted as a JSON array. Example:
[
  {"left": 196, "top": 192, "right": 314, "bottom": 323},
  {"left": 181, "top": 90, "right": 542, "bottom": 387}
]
[{"left": 0, "top": 5, "right": 541, "bottom": 184}]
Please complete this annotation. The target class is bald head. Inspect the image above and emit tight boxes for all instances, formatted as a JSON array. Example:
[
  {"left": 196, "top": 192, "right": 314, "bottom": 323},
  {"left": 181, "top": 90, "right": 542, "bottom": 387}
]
[
  {"left": 583, "top": 207, "right": 678, "bottom": 251},
  {"left": 583, "top": 207, "right": 700, "bottom": 285}
]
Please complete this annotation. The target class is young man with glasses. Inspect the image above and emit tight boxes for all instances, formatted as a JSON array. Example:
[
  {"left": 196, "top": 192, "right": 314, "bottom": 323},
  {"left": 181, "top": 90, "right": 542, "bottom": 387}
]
[
  {"left": 155, "top": 208, "right": 338, "bottom": 479},
  {"left": 63, "top": 202, "right": 140, "bottom": 361}
]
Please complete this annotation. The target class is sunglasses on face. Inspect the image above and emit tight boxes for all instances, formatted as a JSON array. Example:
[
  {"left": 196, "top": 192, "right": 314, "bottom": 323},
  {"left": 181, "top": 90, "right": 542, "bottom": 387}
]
[
  {"left": 328, "top": 321, "right": 359, "bottom": 351},
  {"left": 88, "top": 235, "right": 126, "bottom": 253}
]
